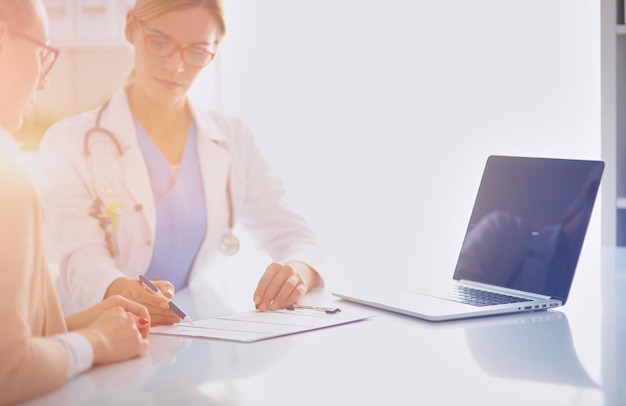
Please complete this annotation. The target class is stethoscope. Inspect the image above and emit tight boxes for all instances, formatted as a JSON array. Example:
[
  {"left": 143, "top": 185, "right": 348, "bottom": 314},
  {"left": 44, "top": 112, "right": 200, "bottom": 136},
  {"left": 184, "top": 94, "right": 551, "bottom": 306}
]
[{"left": 84, "top": 100, "right": 240, "bottom": 257}]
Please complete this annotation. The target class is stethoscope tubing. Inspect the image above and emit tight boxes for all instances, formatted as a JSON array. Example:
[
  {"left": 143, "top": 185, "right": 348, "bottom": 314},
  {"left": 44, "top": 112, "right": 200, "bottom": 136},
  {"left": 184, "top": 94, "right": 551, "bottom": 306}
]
[{"left": 83, "top": 100, "right": 239, "bottom": 256}]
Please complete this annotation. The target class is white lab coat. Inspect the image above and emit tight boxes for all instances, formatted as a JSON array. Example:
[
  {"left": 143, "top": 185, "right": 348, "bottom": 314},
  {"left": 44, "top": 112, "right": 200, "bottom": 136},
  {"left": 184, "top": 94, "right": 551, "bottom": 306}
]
[{"left": 38, "top": 87, "right": 323, "bottom": 315}]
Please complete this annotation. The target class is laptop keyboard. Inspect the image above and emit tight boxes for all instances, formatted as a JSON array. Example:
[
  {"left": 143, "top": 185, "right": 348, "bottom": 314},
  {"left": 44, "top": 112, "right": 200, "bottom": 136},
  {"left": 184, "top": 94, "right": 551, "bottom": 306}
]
[{"left": 408, "top": 285, "right": 532, "bottom": 307}]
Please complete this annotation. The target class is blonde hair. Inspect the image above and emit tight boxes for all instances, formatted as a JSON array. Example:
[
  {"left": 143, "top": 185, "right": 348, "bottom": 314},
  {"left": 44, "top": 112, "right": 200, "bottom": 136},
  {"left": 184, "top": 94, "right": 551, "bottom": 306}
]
[{"left": 132, "top": 0, "right": 225, "bottom": 38}]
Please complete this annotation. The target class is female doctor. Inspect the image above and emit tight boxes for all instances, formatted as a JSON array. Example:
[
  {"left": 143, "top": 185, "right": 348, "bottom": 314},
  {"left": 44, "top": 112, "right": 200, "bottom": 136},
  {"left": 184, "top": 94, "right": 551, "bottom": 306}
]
[{"left": 38, "top": 0, "right": 322, "bottom": 325}]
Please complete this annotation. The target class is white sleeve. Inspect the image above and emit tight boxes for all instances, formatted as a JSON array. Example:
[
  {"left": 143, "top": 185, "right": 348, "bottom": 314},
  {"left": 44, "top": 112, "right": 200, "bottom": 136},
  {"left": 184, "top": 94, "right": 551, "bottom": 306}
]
[
  {"left": 52, "top": 332, "right": 94, "bottom": 379},
  {"left": 38, "top": 121, "right": 129, "bottom": 308},
  {"left": 229, "top": 120, "right": 325, "bottom": 282}
]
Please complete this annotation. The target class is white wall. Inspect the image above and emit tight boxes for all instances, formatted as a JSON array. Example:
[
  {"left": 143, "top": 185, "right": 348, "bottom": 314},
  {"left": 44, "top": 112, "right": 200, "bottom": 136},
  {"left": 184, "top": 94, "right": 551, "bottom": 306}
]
[{"left": 216, "top": 0, "right": 602, "bottom": 292}]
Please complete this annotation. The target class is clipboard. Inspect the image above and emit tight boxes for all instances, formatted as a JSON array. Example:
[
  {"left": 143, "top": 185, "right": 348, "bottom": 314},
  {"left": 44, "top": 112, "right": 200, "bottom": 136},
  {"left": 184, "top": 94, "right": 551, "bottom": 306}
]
[{"left": 150, "top": 308, "right": 375, "bottom": 343}]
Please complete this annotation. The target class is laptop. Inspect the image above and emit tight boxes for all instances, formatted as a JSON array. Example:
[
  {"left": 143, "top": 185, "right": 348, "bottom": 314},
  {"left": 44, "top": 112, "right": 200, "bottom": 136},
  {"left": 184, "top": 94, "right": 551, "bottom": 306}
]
[{"left": 333, "top": 155, "right": 604, "bottom": 321}]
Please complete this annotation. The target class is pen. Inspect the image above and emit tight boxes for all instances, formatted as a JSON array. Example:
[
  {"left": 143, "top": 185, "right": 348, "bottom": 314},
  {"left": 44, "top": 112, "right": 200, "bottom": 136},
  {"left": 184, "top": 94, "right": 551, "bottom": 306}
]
[{"left": 138, "top": 275, "right": 193, "bottom": 324}]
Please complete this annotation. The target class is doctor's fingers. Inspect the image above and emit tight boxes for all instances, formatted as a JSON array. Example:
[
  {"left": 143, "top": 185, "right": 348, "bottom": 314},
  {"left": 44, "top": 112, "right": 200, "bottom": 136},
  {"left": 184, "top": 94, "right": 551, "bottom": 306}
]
[
  {"left": 152, "top": 280, "right": 175, "bottom": 299},
  {"left": 125, "top": 279, "right": 170, "bottom": 310},
  {"left": 133, "top": 295, "right": 180, "bottom": 326},
  {"left": 270, "top": 272, "right": 307, "bottom": 310},
  {"left": 124, "top": 282, "right": 180, "bottom": 325},
  {"left": 143, "top": 305, "right": 181, "bottom": 326},
  {"left": 147, "top": 312, "right": 180, "bottom": 326},
  {"left": 253, "top": 262, "right": 283, "bottom": 310},
  {"left": 255, "top": 263, "right": 305, "bottom": 311}
]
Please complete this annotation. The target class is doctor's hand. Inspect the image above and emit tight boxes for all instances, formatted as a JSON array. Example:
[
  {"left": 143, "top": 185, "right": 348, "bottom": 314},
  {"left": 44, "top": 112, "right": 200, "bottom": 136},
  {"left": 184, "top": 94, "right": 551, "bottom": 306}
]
[
  {"left": 253, "top": 261, "right": 320, "bottom": 311},
  {"left": 105, "top": 277, "right": 181, "bottom": 326}
]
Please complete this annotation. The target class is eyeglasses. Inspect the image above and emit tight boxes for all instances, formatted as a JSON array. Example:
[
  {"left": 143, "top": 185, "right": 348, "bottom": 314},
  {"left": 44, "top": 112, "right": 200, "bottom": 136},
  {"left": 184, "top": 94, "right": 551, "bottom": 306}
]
[
  {"left": 137, "top": 21, "right": 217, "bottom": 68},
  {"left": 9, "top": 27, "right": 59, "bottom": 78}
]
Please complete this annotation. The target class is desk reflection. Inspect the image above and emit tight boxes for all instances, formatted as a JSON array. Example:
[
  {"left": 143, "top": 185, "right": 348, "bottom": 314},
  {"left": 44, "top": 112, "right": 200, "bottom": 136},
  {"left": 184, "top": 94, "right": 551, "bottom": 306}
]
[
  {"left": 21, "top": 325, "right": 290, "bottom": 406},
  {"left": 85, "top": 338, "right": 288, "bottom": 405},
  {"left": 464, "top": 311, "right": 597, "bottom": 387}
]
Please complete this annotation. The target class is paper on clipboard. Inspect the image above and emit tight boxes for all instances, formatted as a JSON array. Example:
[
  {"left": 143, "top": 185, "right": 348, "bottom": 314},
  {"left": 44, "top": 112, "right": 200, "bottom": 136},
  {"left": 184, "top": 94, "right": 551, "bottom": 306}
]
[{"left": 150, "top": 309, "right": 375, "bottom": 343}]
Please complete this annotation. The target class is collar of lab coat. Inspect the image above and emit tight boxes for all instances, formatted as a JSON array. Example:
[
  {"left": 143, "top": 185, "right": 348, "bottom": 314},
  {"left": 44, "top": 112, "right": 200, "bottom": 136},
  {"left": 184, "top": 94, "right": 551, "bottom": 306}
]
[
  {"left": 100, "top": 84, "right": 228, "bottom": 149},
  {"left": 96, "top": 85, "right": 233, "bottom": 252}
]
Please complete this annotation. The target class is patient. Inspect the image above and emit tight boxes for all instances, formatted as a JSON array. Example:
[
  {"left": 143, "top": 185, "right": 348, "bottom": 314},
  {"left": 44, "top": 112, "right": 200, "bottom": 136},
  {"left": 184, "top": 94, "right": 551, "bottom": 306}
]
[{"left": 0, "top": 1, "right": 149, "bottom": 404}]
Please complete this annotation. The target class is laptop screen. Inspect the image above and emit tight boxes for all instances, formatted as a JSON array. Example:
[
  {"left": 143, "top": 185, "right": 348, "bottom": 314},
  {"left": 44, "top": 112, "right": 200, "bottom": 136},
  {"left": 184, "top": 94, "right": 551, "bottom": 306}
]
[{"left": 452, "top": 156, "right": 604, "bottom": 303}]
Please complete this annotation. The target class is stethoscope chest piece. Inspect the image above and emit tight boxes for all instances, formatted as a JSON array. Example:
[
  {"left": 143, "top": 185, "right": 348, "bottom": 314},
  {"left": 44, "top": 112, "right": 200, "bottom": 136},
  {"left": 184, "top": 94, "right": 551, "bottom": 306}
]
[{"left": 220, "top": 232, "right": 240, "bottom": 256}]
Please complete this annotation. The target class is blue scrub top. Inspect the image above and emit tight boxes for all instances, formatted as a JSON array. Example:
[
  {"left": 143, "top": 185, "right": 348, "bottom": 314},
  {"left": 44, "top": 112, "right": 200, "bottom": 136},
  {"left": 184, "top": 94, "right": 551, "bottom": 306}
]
[{"left": 135, "top": 119, "right": 207, "bottom": 290}]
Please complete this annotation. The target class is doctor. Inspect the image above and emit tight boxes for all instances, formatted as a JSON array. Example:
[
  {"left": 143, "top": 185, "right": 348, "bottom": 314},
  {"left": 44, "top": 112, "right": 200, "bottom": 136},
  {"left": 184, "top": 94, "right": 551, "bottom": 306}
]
[{"left": 38, "top": 0, "right": 322, "bottom": 325}]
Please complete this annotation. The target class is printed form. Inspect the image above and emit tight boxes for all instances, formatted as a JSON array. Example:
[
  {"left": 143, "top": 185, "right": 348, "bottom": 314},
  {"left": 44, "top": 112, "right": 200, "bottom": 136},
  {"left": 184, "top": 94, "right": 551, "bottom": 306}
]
[{"left": 150, "top": 309, "right": 374, "bottom": 342}]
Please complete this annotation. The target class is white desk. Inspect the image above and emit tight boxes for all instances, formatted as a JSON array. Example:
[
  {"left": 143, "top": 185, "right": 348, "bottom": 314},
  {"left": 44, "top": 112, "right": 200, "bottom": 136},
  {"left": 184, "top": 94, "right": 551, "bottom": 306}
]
[{"left": 19, "top": 246, "right": 626, "bottom": 406}]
